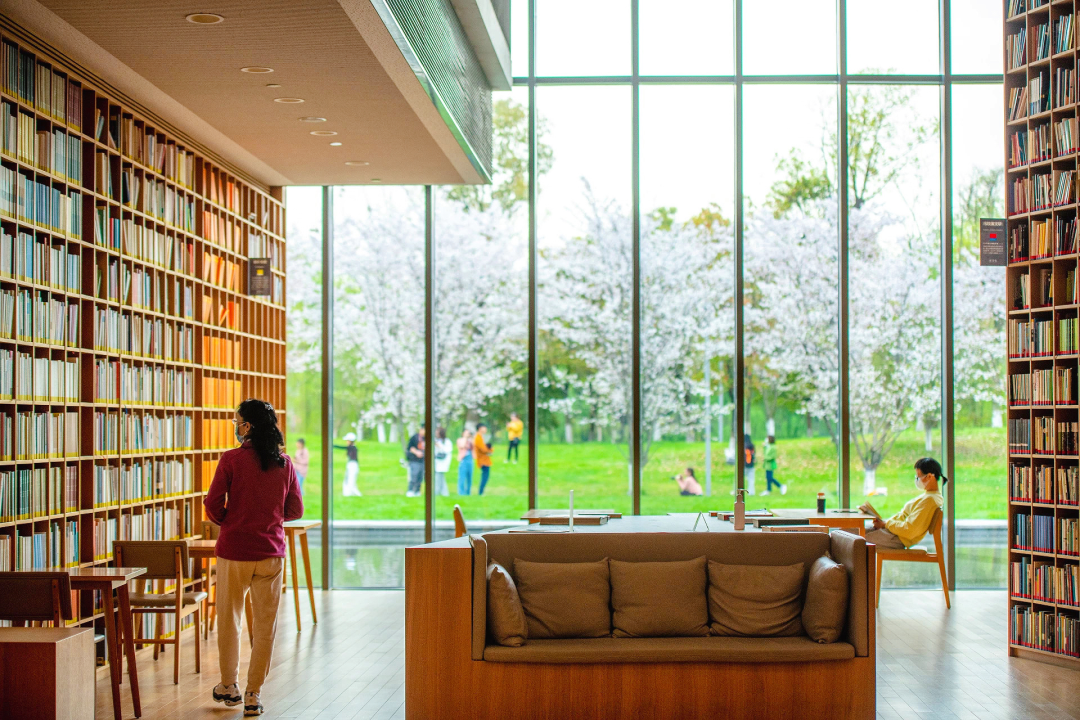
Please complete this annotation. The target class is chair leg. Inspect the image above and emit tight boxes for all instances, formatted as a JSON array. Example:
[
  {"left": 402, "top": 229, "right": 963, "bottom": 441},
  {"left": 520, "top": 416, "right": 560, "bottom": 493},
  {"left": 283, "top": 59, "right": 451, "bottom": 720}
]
[
  {"left": 173, "top": 614, "right": 181, "bottom": 685},
  {"left": 875, "top": 554, "right": 883, "bottom": 608},
  {"left": 937, "top": 556, "right": 951, "bottom": 609},
  {"left": 194, "top": 608, "right": 201, "bottom": 673},
  {"left": 153, "top": 613, "right": 162, "bottom": 661}
]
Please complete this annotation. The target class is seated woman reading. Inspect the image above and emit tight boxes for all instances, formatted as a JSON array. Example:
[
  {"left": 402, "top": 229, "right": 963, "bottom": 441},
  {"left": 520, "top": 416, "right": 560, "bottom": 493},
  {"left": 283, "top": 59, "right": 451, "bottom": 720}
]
[
  {"left": 674, "top": 467, "right": 703, "bottom": 496},
  {"left": 864, "top": 458, "right": 946, "bottom": 550}
]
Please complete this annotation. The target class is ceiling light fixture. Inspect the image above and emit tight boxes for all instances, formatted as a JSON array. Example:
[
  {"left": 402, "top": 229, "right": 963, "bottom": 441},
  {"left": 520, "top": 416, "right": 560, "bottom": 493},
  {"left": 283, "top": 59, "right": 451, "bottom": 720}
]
[
  {"left": 370, "top": 179, "right": 382, "bottom": 183},
  {"left": 345, "top": 160, "right": 370, "bottom": 167},
  {"left": 240, "top": 66, "right": 273, "bottom": 73},
  {"left": 299, "top": 117, "right": 326, "bottom": 123},
  {"left": 273, "top": 97, "right": 304, "bottom": 104},
  {"left": 329, "top": 142, "right": 343, "bottom": 146},
  {"left": 265, "top": 83, "right": 281, "bottom": 88},
  {"left": 186, "top": 13, "right": 224, "bottom": 24},
  {"left": 310, "top": 130, "right": 337, "bottom": 136}
]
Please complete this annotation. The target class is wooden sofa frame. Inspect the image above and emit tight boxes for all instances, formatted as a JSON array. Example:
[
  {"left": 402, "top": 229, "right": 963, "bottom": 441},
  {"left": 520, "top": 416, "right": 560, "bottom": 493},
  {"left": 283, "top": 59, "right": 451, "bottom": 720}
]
[{"left": 405, "top": 532, "right": 876, "bottom": 720}]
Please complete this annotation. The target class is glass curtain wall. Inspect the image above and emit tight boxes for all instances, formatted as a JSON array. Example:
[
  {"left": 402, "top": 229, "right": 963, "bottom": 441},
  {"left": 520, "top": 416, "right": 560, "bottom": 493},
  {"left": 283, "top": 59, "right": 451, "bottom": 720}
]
[{"left": 290, "top": 0, "right": 1006, "bottom": 587}]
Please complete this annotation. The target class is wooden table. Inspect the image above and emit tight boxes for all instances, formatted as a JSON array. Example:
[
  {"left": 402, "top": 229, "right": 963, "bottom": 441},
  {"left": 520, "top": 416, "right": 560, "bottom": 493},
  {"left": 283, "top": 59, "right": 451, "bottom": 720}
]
[
  {"left": 521, "top": 509, "right": 622, "bottom": 524},
  {"left": 0, "top": 627, "right": 94, "bottom": 720},
  {"left": 769, "top": 509, "right": 876, "bottom": 536},
  {"left": 283, "top": 520, "right": 319, "bottom": 628},
  {"left": 66, "top": 567, "right": 146, "bottom": 720}
]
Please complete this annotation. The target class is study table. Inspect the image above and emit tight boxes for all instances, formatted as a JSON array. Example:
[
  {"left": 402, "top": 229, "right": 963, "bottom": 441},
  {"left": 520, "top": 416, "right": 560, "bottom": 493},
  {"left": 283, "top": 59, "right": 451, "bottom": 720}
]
[{"left": 768, "top": 509, "right": 875, "bottom": 536}]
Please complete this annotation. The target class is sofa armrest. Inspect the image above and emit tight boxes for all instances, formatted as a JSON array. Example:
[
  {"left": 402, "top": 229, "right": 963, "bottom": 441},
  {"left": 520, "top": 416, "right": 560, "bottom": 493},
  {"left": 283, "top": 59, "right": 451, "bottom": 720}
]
[
  {"left": 829, "top": 531, "right": 872, "bottom": 657},
  {"left": 471, "top": 534, "right": 488, "bottom": 661}
]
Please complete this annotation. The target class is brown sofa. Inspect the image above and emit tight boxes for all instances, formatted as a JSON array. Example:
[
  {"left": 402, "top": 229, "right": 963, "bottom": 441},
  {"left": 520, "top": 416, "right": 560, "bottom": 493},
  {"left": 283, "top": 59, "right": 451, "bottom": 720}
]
[{"left": 405, "top": 530, "right": 875, "bottom": 720}]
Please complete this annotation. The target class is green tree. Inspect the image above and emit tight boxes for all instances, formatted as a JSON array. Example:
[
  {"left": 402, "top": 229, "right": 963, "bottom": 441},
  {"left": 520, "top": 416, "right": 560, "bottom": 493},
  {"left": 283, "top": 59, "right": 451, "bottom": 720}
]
[{"left": 954, "top": 166, "right": 1005, "bottom": 257}]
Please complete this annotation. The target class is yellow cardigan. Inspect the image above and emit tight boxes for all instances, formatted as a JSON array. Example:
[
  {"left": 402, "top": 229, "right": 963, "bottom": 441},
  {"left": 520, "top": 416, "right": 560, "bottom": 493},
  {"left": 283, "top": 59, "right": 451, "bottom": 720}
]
[{"left": 884, "top": 490, "right": 943, "bottom": 547}]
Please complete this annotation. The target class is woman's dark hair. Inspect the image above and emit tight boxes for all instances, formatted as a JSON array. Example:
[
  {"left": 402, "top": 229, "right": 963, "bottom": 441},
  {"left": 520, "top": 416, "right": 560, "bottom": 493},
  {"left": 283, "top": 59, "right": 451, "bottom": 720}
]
[
  {"left": 685, "top": 467, "right": 696, "bottom": 478},
  {"left": 238, "top": 398, "right": 286, "bottom": 471},
  {"left": 914, "top": 457, "right": 948, "bottom": 484},
  {"left": 436, "top": 426, "right": 447, "bottom": 440}
]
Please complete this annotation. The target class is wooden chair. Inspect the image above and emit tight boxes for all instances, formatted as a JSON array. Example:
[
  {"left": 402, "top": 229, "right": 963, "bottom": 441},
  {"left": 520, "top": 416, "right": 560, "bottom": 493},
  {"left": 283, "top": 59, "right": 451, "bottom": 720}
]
[
  {"left": 114, "top": 541, "right": 207, "bottom": 684},
  {"left": 0, "top": 572, "right": 73, "bottom": 626},
  {"left": 453, "top": 504, "right": 468, "bottom": 538},
  {"left": 875, "top": 507, "right": 950, "bottom": 609},
  {"left": 201, "top": 520, "right": 219, "bottom": 637}
]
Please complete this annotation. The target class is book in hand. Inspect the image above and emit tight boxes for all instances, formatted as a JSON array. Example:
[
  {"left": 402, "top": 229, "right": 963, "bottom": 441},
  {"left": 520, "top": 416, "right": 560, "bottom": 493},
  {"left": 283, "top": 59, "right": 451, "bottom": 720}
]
[{"left": 858, "top": 502, "right": 882, "bottom": 521}]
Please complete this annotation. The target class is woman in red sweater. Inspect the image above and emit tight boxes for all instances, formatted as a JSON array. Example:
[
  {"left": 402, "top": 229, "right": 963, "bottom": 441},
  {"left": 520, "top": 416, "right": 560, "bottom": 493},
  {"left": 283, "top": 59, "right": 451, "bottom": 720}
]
[{"left": 205, "top": 399, "right": 303, "bottom": 717}]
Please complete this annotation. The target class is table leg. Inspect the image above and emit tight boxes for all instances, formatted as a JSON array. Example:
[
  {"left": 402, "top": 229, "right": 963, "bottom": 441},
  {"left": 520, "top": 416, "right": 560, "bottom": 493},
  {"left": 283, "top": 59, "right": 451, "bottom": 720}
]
[
  {"left": 117, "top": 584, "right": 142, "bottom": 718},
  {"left": 299, "top": 530, "right": 317, "bottom": 624},
  {"left": 287, "top": 530, "right": 301, "bottom": 630},
  {"left": 101, "top": 588, "right": 123, "bottom": 720}
]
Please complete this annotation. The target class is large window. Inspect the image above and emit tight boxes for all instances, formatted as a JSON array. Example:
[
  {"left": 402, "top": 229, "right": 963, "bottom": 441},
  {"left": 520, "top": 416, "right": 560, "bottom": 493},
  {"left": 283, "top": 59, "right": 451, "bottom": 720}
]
[{"left": 287, "top": 1, "right": 1005, "bottom": 588}]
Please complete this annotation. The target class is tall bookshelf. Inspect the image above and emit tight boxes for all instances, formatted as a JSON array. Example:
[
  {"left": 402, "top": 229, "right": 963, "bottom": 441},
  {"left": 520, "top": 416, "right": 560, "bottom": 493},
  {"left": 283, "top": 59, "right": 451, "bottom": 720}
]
[
  {"left": 0, "top": 22, "right": 286, "bottom": 656},
  {"left": 1005, "top": 0, "right": 1080, "bottom": 667}
]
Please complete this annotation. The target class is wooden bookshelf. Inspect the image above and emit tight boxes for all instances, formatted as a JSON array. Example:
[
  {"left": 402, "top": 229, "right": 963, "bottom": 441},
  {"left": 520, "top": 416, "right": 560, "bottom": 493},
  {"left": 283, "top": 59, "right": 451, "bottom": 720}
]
[
  {"left": 1004, "top": 0, "right": 1080, "bottom": 667},
  {"left": 0, "top": 22, "right": 286, "bottom": 656}
]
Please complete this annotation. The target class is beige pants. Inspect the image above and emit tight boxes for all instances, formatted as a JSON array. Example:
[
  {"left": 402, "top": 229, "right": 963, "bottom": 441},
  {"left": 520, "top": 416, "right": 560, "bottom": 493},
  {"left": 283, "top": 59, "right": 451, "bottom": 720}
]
[{"left": 216, "top": 557, "right": 284, "bottom": 693}]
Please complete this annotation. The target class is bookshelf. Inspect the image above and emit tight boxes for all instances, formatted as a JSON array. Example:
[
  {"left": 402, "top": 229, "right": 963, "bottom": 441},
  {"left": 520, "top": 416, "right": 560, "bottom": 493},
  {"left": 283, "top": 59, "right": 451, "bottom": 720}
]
[
  {"left": 0, "top": 23, "right": 286, "bottom": 655},
  {"left": 1005, "top": 0, "right": 1080, "bottom": 667}
]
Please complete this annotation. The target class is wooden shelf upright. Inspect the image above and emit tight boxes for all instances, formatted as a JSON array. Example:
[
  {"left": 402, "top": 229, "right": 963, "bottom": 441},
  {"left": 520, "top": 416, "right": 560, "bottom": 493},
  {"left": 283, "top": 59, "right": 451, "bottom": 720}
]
[
  {"left": 0, "top": 18, "right": 287, "bottom": 668},
  {"left": 1003, "top": 0, "right": 1080, "bottom": 667}
]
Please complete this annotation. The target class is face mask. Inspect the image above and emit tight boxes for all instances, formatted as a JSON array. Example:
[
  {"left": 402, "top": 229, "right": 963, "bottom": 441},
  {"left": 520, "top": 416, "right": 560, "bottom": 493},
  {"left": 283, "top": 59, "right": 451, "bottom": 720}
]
[
  {"left": 914, "top": 475, "right": 925, "bottom": 490},
  {"left": 236, "top": 425, "right": 247, "bottom": 445}
]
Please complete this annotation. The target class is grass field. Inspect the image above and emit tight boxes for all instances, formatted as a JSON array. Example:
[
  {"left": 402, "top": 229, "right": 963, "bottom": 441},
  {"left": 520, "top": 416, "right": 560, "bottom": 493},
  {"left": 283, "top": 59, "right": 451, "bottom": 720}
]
[{"left": 290, "top": 425, "right": 1005, "bottom": 522}]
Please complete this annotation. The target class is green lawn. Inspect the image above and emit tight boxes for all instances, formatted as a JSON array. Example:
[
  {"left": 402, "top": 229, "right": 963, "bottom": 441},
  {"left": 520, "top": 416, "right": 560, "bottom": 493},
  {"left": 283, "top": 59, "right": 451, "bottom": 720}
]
[{"left": 290, "top": 425, "right": 1006, "bottom": 522}]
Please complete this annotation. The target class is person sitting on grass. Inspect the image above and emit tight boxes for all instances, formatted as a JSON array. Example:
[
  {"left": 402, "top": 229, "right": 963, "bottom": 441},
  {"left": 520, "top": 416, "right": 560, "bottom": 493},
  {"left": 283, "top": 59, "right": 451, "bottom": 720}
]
[
  {"left": 864, "top": 457, "right": 946, "bottom": 550},
  {"left": 673, "top": 467, "right": 703, "bottom": 496}
]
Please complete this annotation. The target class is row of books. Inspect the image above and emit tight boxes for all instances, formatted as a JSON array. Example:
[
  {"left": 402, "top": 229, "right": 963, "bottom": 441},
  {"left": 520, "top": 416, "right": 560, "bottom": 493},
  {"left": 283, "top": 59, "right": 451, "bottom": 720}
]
[
  {"left": 1008, "top": 367, "right": 1075, "bottom": 405},
  {"left": 1015, "top": 512, "right": 1080, "bottom": 554},
  {"left": 203, "top": 169, "right": 243, "bottom": 212},
  {"left": 1054, "top": 68, "right": 1075, "bottom": 109},
  {"left": 121, "top": 218, "right": 194, "bottom": 273},
  {"left": 0, "top": 466, "right": 76, "bottom": 521},
  {"left": 1034, "top": 22, "right": 1051, "bottom": 63},
  {"left": 1010, "top": 463, "right": 1080, "bottom": 504},
  {"left": 1008, "top": 418, "right": 1080, "bottom": 453},
  {"left": 1008, "top": 318, "right": 1053, "bottom": 356},
  {"left": 1010, "top": 606, "right": 1079, "bottom": 657},
  {"left": 12, "top": 354, "right": 80, "bottom": 403},
  {"left": 204, "top": 296, "right": 240, "bottom": 330},
  {"left": 0, "top": 42, "right": 83, "bottom": 130},
  {"left": 203, "top": 252, "right": 241, "bottom": 291},
  {"left": 9, "top": 289, "right": 79, "bottom": 346},
  {"left": 1008, "top": 28, "right": 1027, "bottom": 70},
  {"left": 204, "top": 418, "right": 238, "bottom": 451},
  {"left": 95, "top": 457, "right": 196, "bottom": 506},
  {"left": 203, "top": 336, "right": 242, "bottom": 369},
  {"left": 117, "top": 116, "right": 196, "bottom": 189},
  {"left": 94, "top": 308, "right": 195, "bottom": 358},
  {"left": 246, "top": 231, "right": 282, "bottom": 269},
  {"left": 1056, "top": 13, "right": 1074, "bottom": 55},
  {"left": 1012, "top": 558, "right": 1079, "bottom": 606},
  {"left": 8, "top": 410, "right": 80, "bottom": 460},
  {"left": 121, "top": 364, "right": 194, "bottom": 407},
  {"left": 0, "top": 166, "right": 83, "bottom": 237},
  {"left": 203, "top": 377, "right": 243, "bottom": 409},
  {"left": 93, "top": 411, "right": 194, "bottom": 455},
  {"left": 202, "top": 211, "right": 244, "bottom": 253},
  {"left": 0, "top": 104, "right": 83, "bottom": 185},
  {"left": 0, "top": 230, "right": 82, "bottom": 293}
]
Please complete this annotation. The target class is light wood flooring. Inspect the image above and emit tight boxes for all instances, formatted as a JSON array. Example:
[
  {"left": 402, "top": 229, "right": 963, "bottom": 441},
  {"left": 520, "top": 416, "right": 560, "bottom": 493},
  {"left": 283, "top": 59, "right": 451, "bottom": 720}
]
[{"left": 96, "top": 590, "right": 1079, "bottom": 720}]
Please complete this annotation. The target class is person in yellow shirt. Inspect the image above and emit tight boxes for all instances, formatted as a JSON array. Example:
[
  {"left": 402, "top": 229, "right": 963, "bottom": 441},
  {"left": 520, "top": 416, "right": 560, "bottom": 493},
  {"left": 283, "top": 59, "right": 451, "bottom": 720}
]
[
  {"left": 866, "top": 458, "right": 946, "bottom": 550},
  {"left": 505, "top": 412, "right": 523, "bottom": 464},
  {"left": 474, "top": 423, "right": 494, "bottom": 495}
]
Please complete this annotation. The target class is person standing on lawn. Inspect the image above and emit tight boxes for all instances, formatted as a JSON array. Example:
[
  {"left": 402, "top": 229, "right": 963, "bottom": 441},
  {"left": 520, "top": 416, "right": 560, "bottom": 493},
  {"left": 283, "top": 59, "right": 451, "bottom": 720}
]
[
  {"left": 475, "top": 422, "right": 494, "bottom": 495},
  {"left": 760, "top": 435, "right": 787, "bottom": 496},
  {"left": 293, "top": 438, "right": 309, "bottom": 492},
  {"left": 433, "top": 426, "right": 452, "bottom": 497},
  {"left": 334, "top": 432, "right": 361, "bottom": 497},
  {"left": 744, "top": 434, "right": 757, "bottom": 496},
  {"left": 405, "top": 424, "right": 426, "bottom": 497},
  {"left": 457, "top": 428, "right": 474, "bottom": 495},
  {"left": 505, "top": 412, "right": 523, "bottom": 464}
]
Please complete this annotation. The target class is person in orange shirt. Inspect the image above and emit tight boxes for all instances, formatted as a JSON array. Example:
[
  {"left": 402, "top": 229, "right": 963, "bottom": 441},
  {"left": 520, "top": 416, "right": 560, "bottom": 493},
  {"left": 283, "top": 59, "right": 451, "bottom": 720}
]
[
  {"left": 505, "top": 412, "right": 523, "bottom": 464},
  {"left": 474, "top": 422, "right": 494, "bottom": 495}
]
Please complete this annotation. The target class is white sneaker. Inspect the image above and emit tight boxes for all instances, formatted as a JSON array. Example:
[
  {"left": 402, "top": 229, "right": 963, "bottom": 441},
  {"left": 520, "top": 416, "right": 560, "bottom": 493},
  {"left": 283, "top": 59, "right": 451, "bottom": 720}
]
[
  {"left": 759, "top": 490, "right": 771, "bottom": 496},
  {"left": 213, "top": 683, "right": 242, "bottom": 707},
  {"left": 244, "top": 691, "right": 263, "bottom": 716},
  {"left": 780, "top": 484, "right": 788, "bottom": 495}
]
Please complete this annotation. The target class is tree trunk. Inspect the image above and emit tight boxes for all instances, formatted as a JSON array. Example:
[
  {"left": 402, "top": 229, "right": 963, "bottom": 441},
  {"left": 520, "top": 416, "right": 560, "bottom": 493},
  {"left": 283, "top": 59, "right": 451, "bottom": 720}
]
[
  {"left": 390, "top": 420, "right": 401, "bottom": 445},
  {"left": 924, "top": 426, "right": 933, "bottom": 452},
  {"left": 596, "top": 424, "right": 603, "bottom": 442},
  {"left": 806, "top": 413, "right": 813, "bottom": 438},
  {"left": 765, "top": 417, "right": 775, "bottom": 437},
  {"left": 862, "top": 467, "right": 877, "bottom": 497},
  {"left": 653, "top": 420, "right": 662, "bottom": 441},
  {"left": 564, "top": 417, "right": 574, "bottom": 444},
  {"left": 377, "top": 423, "right": 387, "bottom": 443},
  {"left": 991, "top": 406, "right": 1003, "bottom": 428}
]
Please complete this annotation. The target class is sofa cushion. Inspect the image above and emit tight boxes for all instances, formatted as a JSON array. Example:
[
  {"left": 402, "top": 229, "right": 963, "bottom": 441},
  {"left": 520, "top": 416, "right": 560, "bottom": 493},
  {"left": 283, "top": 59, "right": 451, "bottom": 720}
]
[
  {"left": 483, "top": 636, "right": 856, "bottom": 663},
  {"left": 487, "top": 562, "right": 528, "bottom": 647},
  {"left": 708, "top": 561, "right": 805, "bottom": 637},
  {"left": 802, "top": 555, "right": 849, "bottom": 643},
  {"left": 609, "top": 557, "right": 709, "bottom": 638},
  {"left": 514, "top": 558, "right": 612, "bottom": 639}
]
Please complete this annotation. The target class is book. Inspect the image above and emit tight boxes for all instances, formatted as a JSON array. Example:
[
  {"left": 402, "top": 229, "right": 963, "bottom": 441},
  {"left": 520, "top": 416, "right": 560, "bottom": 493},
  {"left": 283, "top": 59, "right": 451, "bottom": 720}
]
[{"left": 857, "top": 502, "right": 882, "bottom": 521}]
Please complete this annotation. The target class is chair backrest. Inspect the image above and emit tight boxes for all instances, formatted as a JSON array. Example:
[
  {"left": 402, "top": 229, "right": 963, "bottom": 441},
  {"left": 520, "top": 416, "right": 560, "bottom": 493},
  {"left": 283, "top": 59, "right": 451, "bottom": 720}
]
[
  {"left": 0, "top": 572, "right": 73, "bottom": 624},
  {"left": 453, "top": 504, "right": 467, "bottom": 538},
  {"left": 202, "top": 520, "right": 220, "bottom": 540},
  {"left": 114, "top": 541, "right": 190, "bottom": 580},
  {"left": 928, "top": 507, "right": 944, "bottom": 556}
]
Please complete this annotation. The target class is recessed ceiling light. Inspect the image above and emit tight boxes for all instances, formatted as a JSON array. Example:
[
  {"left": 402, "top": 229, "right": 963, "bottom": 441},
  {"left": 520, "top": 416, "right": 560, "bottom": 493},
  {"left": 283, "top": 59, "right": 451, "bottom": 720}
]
[
  {"left": 273, "top": 97, "right": 304, "bottom": 104},
  {"left": 240, "top": 66, "right": 273, "bottom": 73},
  {"left": 310, "top": 130, "right": 337, "bottom": 136},
  {"left": 186, "top": 13, "right": 224, "bottom": 24},
  {"left": 265, "top": 83, "right": 281, "bottom": 88},
  {"left": 370, "top": 179, "right": 382, "bottom": 183},
  {"left": 329, "top": 142, "right": 343, "bottom": 146},
  {"left": 299, "top": 117, "right": 326, "bottom": 123},
  {"left": 345, "top": 160, "right": 370, "bottom": 167}
]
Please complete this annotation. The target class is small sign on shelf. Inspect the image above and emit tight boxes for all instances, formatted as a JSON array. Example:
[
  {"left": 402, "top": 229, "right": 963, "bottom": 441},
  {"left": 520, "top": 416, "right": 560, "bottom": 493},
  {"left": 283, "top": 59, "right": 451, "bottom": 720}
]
[
  {"left": 980, "top": 218, "right": 1006, "bottom": 267},
  {"left": 248, "top": 258, "right": 272, "bottom": 295}
]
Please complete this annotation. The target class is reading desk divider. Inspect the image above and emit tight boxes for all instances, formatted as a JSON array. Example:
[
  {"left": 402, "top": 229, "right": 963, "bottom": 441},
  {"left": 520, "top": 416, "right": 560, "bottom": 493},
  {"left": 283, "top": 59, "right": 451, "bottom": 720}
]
[{"left": 0, "top": 17, "right": 287, "bottom": 679}]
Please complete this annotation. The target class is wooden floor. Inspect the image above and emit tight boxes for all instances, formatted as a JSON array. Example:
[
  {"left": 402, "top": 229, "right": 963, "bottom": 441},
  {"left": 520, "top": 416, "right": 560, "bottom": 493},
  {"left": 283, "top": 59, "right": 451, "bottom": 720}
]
[{"left": 97, "top": 590, "right": 1079, "bottom": 720}]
